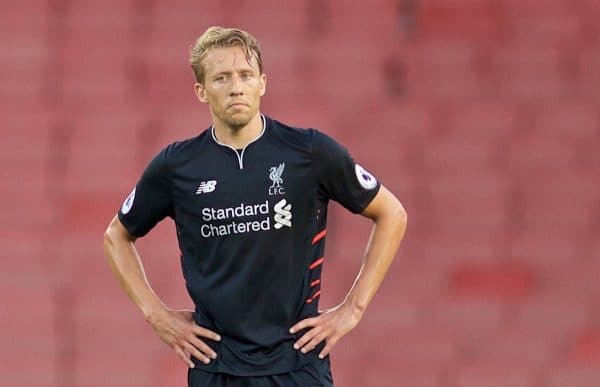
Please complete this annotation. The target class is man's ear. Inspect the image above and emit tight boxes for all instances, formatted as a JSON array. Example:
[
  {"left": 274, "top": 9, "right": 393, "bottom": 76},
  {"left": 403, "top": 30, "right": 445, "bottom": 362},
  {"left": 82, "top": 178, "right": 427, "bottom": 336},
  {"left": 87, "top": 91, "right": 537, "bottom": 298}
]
[
  {"left": 259, "top": 73, "right": 267, "bottom": 97},
  {"left": 194, "top": 82, "right": 208, "bottom": 103}
]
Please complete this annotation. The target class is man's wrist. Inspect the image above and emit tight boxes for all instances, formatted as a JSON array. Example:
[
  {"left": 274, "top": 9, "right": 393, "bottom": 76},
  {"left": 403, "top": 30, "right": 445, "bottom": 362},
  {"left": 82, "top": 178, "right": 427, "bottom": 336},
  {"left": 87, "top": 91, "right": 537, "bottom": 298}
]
[
  {"left": 343, "top": 297, "right": 367, "bottom": 321},
  {"left": 142, "top": 301, "right": 167, "bottom": 324}
]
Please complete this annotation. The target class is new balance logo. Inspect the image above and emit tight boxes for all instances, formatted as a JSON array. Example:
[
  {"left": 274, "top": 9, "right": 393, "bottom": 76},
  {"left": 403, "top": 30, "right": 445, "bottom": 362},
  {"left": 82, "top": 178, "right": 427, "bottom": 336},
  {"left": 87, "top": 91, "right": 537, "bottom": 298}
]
[
  {"left": 196, "top": 180, "right": 217, "bottom": 194},
  {"left": 274, "top": 199, "right": 292, "bottom": 229}
]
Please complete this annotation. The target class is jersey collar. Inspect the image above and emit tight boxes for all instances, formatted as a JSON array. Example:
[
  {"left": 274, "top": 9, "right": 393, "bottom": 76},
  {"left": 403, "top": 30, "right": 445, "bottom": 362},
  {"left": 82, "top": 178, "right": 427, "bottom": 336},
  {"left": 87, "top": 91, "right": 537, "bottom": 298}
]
[{"left": 210, "top": 114, "right": 266, "bottom": 169}]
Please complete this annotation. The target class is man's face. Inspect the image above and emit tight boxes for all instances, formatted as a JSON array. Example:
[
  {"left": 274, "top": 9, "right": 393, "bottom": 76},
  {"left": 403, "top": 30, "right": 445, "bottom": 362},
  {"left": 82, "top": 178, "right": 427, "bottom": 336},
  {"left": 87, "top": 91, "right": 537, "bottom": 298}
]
[{"left": 195, "top": 45, "right": 266, "bottom": 129}]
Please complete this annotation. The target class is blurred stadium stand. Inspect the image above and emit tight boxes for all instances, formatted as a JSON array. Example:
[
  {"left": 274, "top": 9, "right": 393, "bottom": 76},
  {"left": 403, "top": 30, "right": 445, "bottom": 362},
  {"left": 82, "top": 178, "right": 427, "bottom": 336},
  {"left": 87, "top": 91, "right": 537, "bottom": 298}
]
[{"left": 2, "top": 0, "right": 599, "bottom": 385}]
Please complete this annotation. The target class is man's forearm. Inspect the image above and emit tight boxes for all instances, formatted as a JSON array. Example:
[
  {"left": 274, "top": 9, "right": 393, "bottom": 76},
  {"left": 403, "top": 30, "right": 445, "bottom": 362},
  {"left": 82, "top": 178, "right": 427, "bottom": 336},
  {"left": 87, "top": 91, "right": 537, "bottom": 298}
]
[
  {"left": 103, "top": 216, "right": 222, "bottom": 367},
  {"left": 103, "top": 217, "right": 165, "bottom": 319},
  {"left": 344, "top": 198, "right": 407, "bottom": 316}
]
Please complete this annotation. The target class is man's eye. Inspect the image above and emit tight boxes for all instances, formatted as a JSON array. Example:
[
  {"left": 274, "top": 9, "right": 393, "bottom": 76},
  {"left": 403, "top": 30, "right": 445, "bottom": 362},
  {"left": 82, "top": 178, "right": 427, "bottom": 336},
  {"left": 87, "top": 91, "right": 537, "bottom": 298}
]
[{"left": 242, "top": 73, "right": 252, "bottom": 79}]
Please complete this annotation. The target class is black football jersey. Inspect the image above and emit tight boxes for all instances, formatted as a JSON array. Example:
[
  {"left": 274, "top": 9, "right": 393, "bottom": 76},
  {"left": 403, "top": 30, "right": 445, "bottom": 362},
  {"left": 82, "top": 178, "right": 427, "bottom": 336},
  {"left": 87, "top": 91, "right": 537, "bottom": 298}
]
[{"left": 118, "top": 115, "right": 380, "bottom": 376}]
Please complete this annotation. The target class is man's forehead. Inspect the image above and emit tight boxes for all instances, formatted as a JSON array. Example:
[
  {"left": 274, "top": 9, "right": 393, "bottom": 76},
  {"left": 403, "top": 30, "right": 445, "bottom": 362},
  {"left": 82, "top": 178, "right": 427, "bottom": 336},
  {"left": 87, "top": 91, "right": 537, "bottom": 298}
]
[{"left": 205, "top": 46, "right": 258, "bottom": 72}]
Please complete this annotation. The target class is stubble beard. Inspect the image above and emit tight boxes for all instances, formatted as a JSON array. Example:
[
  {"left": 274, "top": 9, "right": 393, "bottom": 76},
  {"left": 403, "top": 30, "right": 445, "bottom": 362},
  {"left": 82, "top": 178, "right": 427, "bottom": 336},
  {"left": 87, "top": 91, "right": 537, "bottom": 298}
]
[
  {"left": 222, "top": 108, "right": 257, "bottom": 131},
  {"left": 226, "top": 115, "right": 250, "bottom": 130}
]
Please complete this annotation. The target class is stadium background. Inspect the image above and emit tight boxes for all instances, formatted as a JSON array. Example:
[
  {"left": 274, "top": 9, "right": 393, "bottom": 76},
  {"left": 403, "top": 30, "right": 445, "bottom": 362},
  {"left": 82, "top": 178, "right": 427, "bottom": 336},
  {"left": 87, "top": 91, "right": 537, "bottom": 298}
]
[{"left": 3, "top": 0, "right": 600, "bottom": 386}]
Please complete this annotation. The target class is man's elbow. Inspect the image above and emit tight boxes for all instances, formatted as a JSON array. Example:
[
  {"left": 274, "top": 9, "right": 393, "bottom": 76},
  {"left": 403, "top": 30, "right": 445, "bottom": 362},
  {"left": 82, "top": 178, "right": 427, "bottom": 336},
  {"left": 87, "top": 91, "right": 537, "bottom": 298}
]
[
  {"left": 103, "top": 221, "right": 117, "bottom": 256},
  {"left": 103, "top": 215, "right": 133, "bottom": 254},
  {"left": 372, "top": 196, "right": 407, "bottom": 234},
  {"left": 391, "top": 199, "right": 407, "bottom": 230}
]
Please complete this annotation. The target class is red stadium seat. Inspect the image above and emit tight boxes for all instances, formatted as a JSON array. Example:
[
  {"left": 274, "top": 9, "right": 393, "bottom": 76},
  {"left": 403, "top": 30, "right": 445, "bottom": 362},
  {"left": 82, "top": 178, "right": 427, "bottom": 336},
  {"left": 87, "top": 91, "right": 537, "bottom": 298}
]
[
  {"left": 507, "top": 134, "right": 579, "bottom": 174},
  {"left": 404, "top": 41, "right": 484, "bottom": 100},
  {"left": 449, "top": 262, "right": 536, "bottom": 301},
  {"left": 569, "top": 328, "right": 600, "bottom": 366},
  {"left": 418, "top": 0, "right": 504, "bottom": 42},
  {"left": 431, "top": 296, "right": 505, "bottom": 337},
  {"left": 0, "top": 283, "right": 57, "bottom": 387},
  {"left": 546, "top": 366, "right": 600, "bottom": 387},
  {"left": 324, "top": 0, "right": 403, "bottom": 42},
  {"left": 455, "top": 365, "right": 535, "bottom": 387},
  {"left": 509, "top": 228, "right": 582, "bottom": 268},
  {"left": 474, "top": 327, "right": 561, "bottom": 369},
  {"left": 516, "top": 294, "right": 588, "bottom": 338},
  {"left": 517, "top": 171, "right": 599, "bottom": 237},
  {"left": 491, "top": 43, "right": 567, "bottom": 101},
  {"left": 429, "top": 172, "right": 510, "bottom": 230},
  {"left": 536, "top": 100, "right": 600, "bottom": 140},
  {"left": 501, "top": 0, "right": 579, "bottom": 42},
  {"left": 579, "top": 44, "right": 600, "bottom": 100}
]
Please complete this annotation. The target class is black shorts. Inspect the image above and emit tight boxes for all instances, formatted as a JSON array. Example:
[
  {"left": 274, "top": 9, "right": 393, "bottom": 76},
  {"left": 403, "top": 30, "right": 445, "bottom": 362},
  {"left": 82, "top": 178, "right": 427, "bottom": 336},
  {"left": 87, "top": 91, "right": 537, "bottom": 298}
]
[{"left": 188, "top": 359, "right": 333, "bottom": 387}]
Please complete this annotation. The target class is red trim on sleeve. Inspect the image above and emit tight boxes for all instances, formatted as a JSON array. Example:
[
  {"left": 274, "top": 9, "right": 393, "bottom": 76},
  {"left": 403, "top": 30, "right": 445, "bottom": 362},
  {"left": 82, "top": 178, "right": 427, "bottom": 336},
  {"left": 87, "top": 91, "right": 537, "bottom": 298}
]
[
  {"left": 309, "top": 257, "right": 325, "bottom": 270},
  {"left": 312, "top": 229, "right": 327, "bottom": 245},
  {"left": 310, "top": 279, "right": 321, "bottom": 288}
]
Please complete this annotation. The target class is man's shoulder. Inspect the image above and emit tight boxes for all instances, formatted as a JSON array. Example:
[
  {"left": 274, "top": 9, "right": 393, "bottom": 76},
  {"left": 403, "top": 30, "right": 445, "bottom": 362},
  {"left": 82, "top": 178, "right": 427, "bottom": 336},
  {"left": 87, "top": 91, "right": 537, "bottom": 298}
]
[
  {"left": 159, "top": 128, "right": 211, "bottom": 161},
  {"left": 267, "top": 116, "right": 321, "bottom": 151}
]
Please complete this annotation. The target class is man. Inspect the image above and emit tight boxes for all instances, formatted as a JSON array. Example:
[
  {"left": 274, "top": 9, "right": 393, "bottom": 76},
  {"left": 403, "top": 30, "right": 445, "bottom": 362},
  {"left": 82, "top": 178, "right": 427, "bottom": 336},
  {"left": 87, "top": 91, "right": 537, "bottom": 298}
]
[{"left": 103, "top": 26, "right": 407, "bottom": 386}]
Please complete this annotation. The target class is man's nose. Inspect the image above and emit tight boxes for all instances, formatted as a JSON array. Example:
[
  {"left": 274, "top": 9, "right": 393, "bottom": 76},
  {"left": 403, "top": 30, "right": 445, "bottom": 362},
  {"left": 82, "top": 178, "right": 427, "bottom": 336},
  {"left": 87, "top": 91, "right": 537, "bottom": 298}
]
[{"left": 229, "top": 75, "right": 244, "bottom": 95}]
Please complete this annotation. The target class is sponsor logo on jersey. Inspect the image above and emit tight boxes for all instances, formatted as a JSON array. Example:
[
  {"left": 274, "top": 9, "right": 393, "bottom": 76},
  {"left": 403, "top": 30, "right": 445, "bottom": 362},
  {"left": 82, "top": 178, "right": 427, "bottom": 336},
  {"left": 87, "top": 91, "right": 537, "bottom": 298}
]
[
  {"left": 199, "top": 199, "right": 293, "bottom": 238},
  {"left": 355, "top": 164, "right": 377, "bottom": 190},
  {"left": 196, "top": 180, "right": 217, "bottom": 194},
  {"left": 121, "top": 188, "right": 136, "bottom": 214},
  {"left": 202, "top": 201, "right": 269, "bottom": 221},
  {"left": 268, "top": 162, "right": 285, "bottom": 195},
  {"left": 273, "top": 199, "right": 292, "bottom": 229}
]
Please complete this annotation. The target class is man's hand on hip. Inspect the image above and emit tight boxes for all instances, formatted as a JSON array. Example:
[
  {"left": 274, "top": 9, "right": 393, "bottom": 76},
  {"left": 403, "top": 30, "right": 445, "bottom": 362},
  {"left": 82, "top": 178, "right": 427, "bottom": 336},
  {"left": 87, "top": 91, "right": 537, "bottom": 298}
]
[
  {"left": 289, "top": 302, "right": 363, "bottom": 359},
  {"left": 147, "top": 309, "right": 221, "bottom": 368}
]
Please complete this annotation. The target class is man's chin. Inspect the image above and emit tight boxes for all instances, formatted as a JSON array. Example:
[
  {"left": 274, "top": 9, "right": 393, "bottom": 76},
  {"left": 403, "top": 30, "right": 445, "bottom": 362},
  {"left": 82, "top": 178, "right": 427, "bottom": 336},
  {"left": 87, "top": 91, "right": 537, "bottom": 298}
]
[{"left": 225, "top": 113, "right": 254, "bottom": 130}]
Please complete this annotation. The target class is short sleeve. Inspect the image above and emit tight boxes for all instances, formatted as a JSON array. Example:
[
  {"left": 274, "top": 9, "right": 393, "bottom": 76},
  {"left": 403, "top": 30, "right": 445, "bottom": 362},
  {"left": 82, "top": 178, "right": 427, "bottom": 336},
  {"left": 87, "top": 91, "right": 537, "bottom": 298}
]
[
  {"left": 118, "top": 147, "right": 174, "bottom": 237},
  {"left": 312, "top": 130, "right": 381, "bottom": 213}
]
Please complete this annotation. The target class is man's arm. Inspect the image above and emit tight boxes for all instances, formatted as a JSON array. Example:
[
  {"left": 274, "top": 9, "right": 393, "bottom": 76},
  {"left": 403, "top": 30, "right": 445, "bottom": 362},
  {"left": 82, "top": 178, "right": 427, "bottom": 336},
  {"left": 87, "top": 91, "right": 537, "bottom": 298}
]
[
  {"left": 290, "top": 185, "right": 407, "bottom": 358},
  {"left": 103, "top": 215, "right": 221, "bottom": 367}
]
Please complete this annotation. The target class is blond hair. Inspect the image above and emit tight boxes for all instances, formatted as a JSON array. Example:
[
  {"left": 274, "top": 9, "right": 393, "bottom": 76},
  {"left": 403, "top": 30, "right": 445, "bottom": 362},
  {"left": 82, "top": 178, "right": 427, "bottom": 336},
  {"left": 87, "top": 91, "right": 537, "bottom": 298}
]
[{"left": 189, "top": 26, "right": 263, "bottom": 84}]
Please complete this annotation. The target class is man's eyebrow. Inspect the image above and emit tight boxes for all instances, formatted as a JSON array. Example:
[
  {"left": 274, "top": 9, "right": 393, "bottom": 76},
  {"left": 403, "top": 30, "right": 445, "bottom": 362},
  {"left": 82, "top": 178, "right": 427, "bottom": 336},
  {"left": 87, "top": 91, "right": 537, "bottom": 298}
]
[{"left": 213, "top": 68, "right": 255, "bottom": 76}]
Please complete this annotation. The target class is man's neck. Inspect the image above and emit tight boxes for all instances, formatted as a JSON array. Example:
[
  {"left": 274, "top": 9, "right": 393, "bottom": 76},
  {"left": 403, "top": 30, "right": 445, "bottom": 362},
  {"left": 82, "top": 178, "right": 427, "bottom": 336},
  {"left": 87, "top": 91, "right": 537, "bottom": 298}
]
[{"left": 213, "top": 113, "right": 263, "bottom": 149}]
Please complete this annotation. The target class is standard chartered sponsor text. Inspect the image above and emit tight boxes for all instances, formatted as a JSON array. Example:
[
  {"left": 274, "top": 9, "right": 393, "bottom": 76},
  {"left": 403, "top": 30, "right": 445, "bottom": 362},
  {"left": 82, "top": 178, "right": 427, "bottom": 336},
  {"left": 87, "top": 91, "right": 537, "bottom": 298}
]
[{"left": 201, "top": 201, "right": 271, "bottom": 238}]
